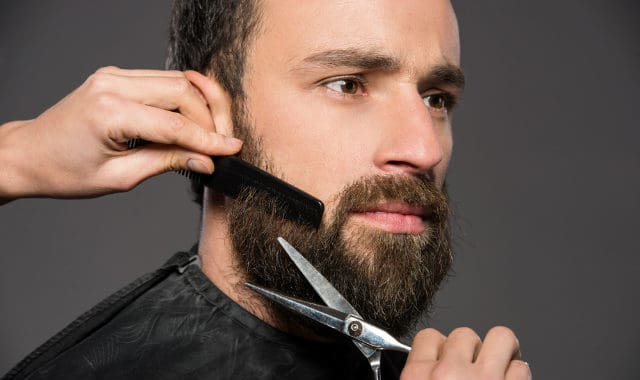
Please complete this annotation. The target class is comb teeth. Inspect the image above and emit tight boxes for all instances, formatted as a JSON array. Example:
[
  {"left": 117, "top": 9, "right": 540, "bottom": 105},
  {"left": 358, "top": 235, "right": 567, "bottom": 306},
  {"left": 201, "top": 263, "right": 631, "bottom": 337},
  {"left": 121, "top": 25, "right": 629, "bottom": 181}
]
[
  {"left": 127, "top": 138, "right": 147, "bottom": 149},
  {"left": 177, "top": 169, "right": 202, "bottom": 182}
]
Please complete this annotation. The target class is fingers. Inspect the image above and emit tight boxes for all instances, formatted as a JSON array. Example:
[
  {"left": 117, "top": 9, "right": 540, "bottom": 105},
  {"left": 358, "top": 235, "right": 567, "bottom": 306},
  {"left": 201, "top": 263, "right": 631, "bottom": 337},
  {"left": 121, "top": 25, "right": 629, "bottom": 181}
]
[
  {"left": 475, "top": 326, "right": 521, "bottom": 373},
  {"left": 98, "top": 144, "right": 216, "bottom": 192},
  {"left": 109, "top": 101, "right": 242, "bottom": 156},
  {"left": 440, "top": 327, "right": 482, "bottom": 364},
  {"left": 90, "top": 67, "right": 241, "bottom": 192},
  {"left": 402, "top": 329, "right": 445, "bottom": 378},
  {"left": 401, "top": 326, "right": 530, "bottom": 380},
  {"left": 411, "top": 328, "right": 446, "bottom": 361},
  {"left": 96, "top": 66, "right": 238, "bottom": 136},
  {"left": 95, "top": 66, "right": 185, "bottom": 78},
  {"left": 84, "top": 69, "right": 214, "bottom": 133},
  {"left": 129, "top": 143, "right": 215, "bottom": 176},
  {"left": 82, "top": 67, "right": 242, "bottom": 156},
  {"left": 506, "top": 360, "right": 532, "bottom": 380}
]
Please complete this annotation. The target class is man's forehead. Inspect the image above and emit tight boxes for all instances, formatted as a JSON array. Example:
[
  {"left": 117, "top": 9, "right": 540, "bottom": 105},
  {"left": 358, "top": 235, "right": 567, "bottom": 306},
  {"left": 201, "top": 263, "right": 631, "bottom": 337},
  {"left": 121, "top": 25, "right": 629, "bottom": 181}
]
[{"left": 255, "top": 0, "right": 461, "bottom": 70}]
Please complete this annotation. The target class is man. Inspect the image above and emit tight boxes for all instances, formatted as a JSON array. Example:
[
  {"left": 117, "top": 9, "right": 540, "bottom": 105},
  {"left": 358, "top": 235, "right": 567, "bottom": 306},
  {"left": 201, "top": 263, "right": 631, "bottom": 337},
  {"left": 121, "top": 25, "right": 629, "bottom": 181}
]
[{"left": 0, "top": 0, "right": 530, "bottom": 379}]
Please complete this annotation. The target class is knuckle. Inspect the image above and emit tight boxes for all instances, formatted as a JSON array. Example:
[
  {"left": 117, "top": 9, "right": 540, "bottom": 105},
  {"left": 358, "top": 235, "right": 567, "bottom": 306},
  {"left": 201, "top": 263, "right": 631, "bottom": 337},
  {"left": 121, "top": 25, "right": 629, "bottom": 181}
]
[
  {"left": 165, "top": 151, "right": 183, "bottom": 171},
  {"left": 166, "top": 114, "right": 187, "bottom": 135},
  {"left": 84, "top": 71, "right": 112, "bottom": 94},
  {"left": 93, "top": 92, "right": 120, "bottom": 110},
  {"left": 172, "top": 76, "right": 191, "bottom": 96},
  {"left": 95, "top": 65, "right": 120, "bottom": 74},
  {"left": 449, "top": 326, "right": 480, "bottom": 341},
  {"left": 486, "top": 326, "right": 517, "bottom": 343},
  {"left": 414, "top": 328, "right": 444, "bottom": 343},
  {"left": 197, "top": 129, "right": 213, "bottom": 150},
  {"left": 91, "top": 93, "right": 123, "bottom": 127}
]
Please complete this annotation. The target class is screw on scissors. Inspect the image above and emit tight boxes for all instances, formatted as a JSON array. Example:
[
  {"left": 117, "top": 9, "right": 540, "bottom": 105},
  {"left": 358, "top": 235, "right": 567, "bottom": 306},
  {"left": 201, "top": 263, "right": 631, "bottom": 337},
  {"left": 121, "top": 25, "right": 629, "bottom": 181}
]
[{"left": 246, "top": 237, "right": 411, "bottom": 380}]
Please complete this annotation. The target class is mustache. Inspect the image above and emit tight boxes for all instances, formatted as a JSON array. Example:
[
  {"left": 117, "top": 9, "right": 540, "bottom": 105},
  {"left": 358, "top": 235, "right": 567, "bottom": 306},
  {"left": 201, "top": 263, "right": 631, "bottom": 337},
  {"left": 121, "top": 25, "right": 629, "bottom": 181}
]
[{"left": 329, "top": 174, "right": 449, "bottom": 228}]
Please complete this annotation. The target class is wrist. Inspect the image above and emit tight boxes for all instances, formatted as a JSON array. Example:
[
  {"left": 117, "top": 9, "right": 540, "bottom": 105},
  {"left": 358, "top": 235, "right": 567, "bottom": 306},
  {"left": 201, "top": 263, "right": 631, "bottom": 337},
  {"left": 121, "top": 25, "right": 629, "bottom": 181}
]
[{"left": 0, "top": 120, "right": 37, "bottom": 200}]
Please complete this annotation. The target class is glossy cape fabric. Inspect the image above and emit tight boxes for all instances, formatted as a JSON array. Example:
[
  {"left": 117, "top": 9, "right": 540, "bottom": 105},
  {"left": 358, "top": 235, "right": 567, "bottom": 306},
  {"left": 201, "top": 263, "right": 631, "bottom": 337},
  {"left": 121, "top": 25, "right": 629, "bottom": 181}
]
[{"left": 4, "top": 247, "right": 406, "bottom": 379}]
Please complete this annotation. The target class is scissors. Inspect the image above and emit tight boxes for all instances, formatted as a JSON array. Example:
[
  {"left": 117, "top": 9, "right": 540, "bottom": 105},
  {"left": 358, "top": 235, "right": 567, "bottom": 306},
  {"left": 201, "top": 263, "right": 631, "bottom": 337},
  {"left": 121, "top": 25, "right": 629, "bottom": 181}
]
[{"left": 246, "top": 237, "right": 411, "bottom": 380}]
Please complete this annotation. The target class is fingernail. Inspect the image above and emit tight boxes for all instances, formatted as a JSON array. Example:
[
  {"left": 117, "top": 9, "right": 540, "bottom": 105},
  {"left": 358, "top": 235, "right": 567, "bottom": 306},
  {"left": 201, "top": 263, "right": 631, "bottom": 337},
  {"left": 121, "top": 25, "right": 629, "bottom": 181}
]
[
  {"left": 223, "top": 135, "right": 243, "bottom": 147},
  {"left": 187, "top": 159, "right": 211, "bottom": 174},
  {"left": 524, "top": 362, "right": 532, "bottom": 380}
]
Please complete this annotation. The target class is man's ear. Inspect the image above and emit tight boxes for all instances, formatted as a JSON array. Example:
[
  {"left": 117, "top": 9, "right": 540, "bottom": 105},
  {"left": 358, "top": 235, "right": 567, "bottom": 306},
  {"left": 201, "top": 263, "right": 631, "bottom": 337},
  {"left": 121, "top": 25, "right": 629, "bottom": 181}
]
[{"left": 184, "top": 70, "right": 235, "bottom": 137}]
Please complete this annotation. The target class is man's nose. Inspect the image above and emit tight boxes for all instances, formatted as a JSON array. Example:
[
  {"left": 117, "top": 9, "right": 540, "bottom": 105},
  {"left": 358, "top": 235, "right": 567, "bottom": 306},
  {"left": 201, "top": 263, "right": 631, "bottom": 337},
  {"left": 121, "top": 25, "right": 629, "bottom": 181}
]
[{"left": 373, "top": 91, "right": 447, "bottom": 176}]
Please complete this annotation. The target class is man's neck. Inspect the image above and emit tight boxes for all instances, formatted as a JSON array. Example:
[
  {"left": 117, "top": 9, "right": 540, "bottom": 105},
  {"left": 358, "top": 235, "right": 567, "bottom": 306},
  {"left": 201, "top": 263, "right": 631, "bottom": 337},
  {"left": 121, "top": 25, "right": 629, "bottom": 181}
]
[
  {"left": 197, "top": 191, "right": 339, "bottom": 342},
  {"left": 198, "top": 191, "right": 273, "bottom": 321}
]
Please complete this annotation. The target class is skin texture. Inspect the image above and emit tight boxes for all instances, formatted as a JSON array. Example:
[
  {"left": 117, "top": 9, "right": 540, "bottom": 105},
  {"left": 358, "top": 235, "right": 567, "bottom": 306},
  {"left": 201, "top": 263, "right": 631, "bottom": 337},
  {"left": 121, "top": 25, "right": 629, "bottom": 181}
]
[{"left": 0, "top": 0, "right": 531, "bottom": 378}]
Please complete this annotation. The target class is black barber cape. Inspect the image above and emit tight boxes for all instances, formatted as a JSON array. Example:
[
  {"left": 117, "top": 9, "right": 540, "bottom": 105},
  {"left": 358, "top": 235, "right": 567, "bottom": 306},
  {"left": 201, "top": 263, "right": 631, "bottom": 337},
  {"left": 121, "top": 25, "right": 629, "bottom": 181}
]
[{"left": 4, "top": 247, "right": 406, "bottom": 379}]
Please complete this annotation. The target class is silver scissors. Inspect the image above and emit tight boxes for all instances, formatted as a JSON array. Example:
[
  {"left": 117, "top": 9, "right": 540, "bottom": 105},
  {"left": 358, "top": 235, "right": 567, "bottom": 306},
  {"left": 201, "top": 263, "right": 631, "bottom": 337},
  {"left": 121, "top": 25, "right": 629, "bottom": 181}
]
[{"left": 246, "top": 237, "right": 411, "bottom": 380}]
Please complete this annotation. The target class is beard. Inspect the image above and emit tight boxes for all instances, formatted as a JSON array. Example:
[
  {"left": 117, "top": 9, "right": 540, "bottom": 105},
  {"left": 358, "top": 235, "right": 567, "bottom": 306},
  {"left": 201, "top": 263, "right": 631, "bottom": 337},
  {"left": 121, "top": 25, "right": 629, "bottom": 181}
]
[{"left": 224, "top": 101, "right": 453, "bottom": 337}]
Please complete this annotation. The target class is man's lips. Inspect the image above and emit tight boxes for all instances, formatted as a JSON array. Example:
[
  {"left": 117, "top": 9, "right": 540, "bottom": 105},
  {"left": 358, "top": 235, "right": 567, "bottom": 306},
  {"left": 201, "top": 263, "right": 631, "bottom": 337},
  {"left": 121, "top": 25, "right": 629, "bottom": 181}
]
[{"left": 350, "top": 201, "right": 430, "bottom": 234}]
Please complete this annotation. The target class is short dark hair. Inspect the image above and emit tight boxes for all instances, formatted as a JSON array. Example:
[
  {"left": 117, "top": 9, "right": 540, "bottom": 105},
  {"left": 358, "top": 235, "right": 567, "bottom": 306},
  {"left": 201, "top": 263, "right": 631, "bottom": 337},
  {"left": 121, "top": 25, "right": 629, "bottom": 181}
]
[{"left": 166, "top": 0, "right": 261, "bottom": 205}]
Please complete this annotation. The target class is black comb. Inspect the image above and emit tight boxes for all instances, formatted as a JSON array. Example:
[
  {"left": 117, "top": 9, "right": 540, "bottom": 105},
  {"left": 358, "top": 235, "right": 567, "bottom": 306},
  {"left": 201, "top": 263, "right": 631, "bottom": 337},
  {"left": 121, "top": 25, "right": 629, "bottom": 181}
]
[{"left": 128, "top": 139, "right": 324, "bottom": 228}]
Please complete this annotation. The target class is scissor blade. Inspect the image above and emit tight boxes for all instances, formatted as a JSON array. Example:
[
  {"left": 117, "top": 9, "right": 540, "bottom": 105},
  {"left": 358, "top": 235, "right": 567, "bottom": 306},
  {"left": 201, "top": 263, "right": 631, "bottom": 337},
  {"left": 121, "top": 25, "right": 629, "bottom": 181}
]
[
  {"left": 246, "top": 282, "right": 349, "bottom": 333},
  {"left": 276, "top": 238, "right": 380, "bottom": 362},
  {"left": 277, "top": 237, "right": 360, "bottom": 316}
]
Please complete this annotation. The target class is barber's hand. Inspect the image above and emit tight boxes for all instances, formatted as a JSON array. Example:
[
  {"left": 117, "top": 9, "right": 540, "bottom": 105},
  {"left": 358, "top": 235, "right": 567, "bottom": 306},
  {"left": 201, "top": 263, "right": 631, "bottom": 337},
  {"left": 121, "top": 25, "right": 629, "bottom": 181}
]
[
  {"left": 401, "top": 326, "right": 531, "bottom": 380},
  {"left": 0, "top": 67, "right": 240, "bottom": 202}
]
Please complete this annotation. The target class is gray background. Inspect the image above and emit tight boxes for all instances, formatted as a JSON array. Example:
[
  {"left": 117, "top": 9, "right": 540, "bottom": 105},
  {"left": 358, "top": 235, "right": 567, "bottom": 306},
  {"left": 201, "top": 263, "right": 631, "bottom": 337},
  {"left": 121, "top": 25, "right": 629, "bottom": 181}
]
[{"left": 1, "top": 1, "right": 638, "bottom": 379}]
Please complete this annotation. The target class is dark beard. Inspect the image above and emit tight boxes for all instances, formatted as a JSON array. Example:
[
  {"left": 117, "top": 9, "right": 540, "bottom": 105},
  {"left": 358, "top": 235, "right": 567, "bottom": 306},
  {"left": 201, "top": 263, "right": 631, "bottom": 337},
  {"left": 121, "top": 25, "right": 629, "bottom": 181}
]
[
  {"left": 226, "top": 176, "right": 452, "bottom": 337},
  {"left": 225, "top": 100, "right": 453, "bottom": 337}
]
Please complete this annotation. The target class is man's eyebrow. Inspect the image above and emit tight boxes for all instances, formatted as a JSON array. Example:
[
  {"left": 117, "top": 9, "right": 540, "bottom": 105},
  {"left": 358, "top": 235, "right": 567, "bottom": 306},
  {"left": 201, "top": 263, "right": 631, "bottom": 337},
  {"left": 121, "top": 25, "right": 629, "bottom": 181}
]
[
  {"left": 293, "top": 48, "right": 401, "bottom": 71},
  {"left": 292, "top": 48, "right": 466, "bottom": 90},
  {"left": 422, "top": 64, "right": 466, "bottom": 91}
]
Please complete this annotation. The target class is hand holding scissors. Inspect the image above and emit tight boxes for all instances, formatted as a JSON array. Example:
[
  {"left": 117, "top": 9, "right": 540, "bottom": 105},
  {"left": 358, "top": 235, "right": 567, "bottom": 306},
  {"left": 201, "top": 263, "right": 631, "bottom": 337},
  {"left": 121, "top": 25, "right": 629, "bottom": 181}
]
[{"left": 247, "top": 237, "right": 530, "bottom": 380}]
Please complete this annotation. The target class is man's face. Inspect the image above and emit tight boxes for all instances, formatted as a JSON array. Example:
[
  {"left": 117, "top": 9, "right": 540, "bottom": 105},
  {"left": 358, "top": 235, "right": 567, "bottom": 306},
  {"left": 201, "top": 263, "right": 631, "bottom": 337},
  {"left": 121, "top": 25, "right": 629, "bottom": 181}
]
[
  {"left": 227, "top": 0, "right": 463, "bottom": 335},
  {"left": 243, "top": 0, "right": 461, "bottom": 231}
]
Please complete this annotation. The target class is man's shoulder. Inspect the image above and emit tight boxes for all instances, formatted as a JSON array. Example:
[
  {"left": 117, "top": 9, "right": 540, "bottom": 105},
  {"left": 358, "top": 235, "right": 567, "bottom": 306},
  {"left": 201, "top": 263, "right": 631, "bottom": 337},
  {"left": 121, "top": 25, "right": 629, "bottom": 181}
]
[
  {"left": 3, "top": 247, "right": 406, "bottom": 380},
  {"left": 3, "top": 248, "right": 201, "bottom": 379}
]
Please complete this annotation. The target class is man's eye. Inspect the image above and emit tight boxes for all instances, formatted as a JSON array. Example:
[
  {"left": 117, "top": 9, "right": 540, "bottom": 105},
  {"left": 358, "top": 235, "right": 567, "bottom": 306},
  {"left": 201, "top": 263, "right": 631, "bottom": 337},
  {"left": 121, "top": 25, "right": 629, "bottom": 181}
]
[
  {"left": 423, "top": 94, "right": 448, "bottom": 110},
  {"left": 325, "top": 78, "right": 363, "bottom": 95}
]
